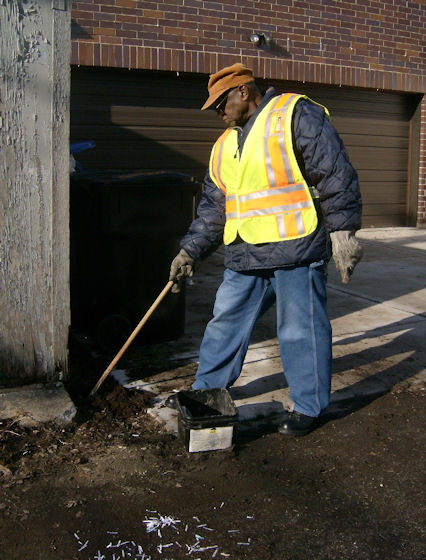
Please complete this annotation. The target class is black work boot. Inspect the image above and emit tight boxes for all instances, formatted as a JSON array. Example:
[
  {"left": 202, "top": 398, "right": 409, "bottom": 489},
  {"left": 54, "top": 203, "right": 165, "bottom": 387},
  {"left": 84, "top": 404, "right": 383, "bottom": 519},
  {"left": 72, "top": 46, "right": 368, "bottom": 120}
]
[{"left": 278, "top": 411, "right": 320, "bottom": 436}]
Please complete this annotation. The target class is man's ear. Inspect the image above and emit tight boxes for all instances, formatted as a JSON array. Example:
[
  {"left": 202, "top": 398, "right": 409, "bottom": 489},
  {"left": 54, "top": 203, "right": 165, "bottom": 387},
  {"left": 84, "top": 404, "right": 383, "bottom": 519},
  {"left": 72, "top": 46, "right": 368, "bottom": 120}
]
[{"left": 238, "top": 84, "right": 250, "bottom": 102}]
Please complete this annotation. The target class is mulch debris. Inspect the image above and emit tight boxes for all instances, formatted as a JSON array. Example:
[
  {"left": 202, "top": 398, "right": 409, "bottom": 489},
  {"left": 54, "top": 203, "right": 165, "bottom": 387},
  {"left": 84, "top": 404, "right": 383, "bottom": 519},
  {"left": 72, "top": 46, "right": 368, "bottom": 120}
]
[{"left": 0, "top": 382, "right": 158, "bottom": 486}]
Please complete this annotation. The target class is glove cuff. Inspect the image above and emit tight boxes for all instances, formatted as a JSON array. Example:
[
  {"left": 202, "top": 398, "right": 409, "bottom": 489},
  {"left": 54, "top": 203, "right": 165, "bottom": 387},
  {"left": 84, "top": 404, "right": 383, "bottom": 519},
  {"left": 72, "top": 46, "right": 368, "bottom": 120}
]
[{"left": 178, "top": 248, "right": 195, "bottom": 263}]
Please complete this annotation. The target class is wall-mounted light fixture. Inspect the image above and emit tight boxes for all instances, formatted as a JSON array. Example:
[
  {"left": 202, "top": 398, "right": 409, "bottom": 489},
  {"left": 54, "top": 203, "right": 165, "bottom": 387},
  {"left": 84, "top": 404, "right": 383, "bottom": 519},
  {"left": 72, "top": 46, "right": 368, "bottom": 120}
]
[{"left": 250, "top": 32, "right": 272, "bottom": 47}]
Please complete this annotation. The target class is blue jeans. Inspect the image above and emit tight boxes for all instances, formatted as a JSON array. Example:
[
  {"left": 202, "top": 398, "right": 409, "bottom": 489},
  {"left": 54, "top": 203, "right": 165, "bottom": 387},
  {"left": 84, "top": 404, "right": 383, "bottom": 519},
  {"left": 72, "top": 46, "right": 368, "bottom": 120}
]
[{"left": 192, "top": 263, "right": 332, "bottom": 417}]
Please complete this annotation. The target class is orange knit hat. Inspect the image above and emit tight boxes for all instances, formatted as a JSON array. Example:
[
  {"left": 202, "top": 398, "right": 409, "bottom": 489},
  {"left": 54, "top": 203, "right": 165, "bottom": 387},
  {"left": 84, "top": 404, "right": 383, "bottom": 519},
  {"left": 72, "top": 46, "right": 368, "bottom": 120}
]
[{"left": 201, "top": 63, "right": 255, "bottom": 110}]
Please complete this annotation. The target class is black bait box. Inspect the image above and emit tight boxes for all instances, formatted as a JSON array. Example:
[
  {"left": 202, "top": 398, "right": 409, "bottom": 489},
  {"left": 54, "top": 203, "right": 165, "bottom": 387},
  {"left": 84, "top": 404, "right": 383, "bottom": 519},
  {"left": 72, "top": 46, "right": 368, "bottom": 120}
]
[{"left": 176, "top": 389, "right": 238, "bottom": 453}]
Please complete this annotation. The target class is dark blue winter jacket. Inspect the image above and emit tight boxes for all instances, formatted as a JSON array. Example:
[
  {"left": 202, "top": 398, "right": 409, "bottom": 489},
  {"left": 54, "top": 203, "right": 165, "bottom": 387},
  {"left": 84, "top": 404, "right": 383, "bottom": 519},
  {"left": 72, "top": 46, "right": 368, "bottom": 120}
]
[{"left": 181, "top": 87, "right": 362, "bottom": 271}]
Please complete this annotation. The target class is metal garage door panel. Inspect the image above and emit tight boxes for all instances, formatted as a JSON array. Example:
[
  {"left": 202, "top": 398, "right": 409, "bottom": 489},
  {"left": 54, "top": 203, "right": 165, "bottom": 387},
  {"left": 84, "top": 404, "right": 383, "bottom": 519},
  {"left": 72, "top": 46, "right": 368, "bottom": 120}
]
[
  {"left": 71, "top": 68, "right": 222, "bottom": 178},
  {"left": 70, "top": 125, "right": 217, "bottom": 142},
  {"left": 272, "top": 81, "right": 416, "bottom": 227},
  {"left": 78, "top": 145, "right": 213, "bottom": 175},
  {"left": 362, "top": 182, "right": 406, "bottom": 204},
  {"left": 349, "top": 147, "right": 408, "bottom": 170},
  {"left": 71, "top": 68, "right": 416, "bottom": 227},
  {"left": 336, "top": 118, "right": 408, "bottom": 137},
  {"left": 339, "top": 133, "right": 408, "bottom": 149}
]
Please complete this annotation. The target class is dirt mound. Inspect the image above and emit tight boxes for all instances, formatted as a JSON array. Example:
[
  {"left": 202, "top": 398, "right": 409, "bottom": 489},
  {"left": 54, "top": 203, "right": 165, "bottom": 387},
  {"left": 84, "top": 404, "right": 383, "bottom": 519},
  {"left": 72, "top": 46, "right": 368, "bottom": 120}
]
[
  {"left": 91, "top": 384, "right": 153, "bottom": 421},
  {"left": 0, "top": 382, "right": 160, "bottom": 486}
]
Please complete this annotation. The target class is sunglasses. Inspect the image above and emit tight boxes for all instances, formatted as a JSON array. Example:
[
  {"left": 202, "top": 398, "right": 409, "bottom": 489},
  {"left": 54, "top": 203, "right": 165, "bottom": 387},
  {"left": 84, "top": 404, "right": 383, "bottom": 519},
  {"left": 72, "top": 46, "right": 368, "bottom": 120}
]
[{"left": 214, "top": 88, "right": 236, "bottom": 113}]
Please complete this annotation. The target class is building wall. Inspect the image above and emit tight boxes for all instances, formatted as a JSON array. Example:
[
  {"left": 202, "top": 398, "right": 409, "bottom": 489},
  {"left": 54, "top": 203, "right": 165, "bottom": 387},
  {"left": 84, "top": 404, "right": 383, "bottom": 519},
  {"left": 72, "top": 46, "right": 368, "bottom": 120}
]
[
  {"left": 71, "top": 0, "right": 426, "bottom": 225},
  {"left": 420, "top": 100, "right": 426, "bottom": 224},
  {"left": 0, "top": 1, "right": 71, "bottom": 386}
]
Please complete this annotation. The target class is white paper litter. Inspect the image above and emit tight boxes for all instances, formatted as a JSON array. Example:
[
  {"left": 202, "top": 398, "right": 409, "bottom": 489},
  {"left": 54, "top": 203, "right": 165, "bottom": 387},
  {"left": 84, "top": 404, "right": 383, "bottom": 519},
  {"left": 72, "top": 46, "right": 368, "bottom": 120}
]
[
  {"left": 73, "top": 506, "right": 252, "bottom": 559},
  {"left": 143, "top": 514, "right": 181, "bottom": 534}
]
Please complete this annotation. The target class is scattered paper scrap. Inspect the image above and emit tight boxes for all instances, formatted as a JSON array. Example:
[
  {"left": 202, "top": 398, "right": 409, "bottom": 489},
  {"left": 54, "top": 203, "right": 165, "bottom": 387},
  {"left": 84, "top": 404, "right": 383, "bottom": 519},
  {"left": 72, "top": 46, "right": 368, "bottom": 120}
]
[{"left": 73, "top": 506, "right": 253, "bottom": 558}]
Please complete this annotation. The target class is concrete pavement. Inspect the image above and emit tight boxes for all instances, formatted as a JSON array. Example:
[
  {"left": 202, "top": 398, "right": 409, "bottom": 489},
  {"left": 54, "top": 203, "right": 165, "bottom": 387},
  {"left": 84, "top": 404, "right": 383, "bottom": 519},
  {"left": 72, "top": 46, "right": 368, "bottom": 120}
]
[
  {"left": 129, "top": 227, "right": 426, "bottom": 432},
  {"left": 0, "top": 383, "right": 77, "bottom": 427}
]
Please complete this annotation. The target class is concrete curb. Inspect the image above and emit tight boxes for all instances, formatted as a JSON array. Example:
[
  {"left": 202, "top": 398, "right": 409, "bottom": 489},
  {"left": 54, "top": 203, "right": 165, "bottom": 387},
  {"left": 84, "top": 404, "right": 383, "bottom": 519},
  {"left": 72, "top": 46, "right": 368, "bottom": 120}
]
[{"left": 0, "top": 382, "right": 77, "bottom": 427}]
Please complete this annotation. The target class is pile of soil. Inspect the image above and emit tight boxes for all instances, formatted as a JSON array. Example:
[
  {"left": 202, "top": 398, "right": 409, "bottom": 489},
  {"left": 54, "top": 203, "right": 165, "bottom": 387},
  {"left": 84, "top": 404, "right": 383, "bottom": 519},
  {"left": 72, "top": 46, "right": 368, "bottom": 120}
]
[{"left": 0, "top": 381, "right": 159, "bottom": 485}]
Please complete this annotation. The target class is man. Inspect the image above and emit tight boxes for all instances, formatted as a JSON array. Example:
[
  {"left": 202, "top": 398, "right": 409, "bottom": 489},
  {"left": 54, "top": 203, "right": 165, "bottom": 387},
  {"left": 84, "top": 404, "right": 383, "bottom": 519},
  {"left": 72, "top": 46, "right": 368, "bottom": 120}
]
[{"left": 168, "top": 63, "right": 363, "bottom": 435}]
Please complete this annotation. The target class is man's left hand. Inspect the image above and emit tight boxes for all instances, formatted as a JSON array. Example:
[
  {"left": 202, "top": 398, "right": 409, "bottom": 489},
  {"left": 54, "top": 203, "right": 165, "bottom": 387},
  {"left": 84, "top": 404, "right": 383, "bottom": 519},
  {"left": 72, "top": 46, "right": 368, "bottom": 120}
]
[
  {"left": 330, "top": 230, "right": 363, "bottom": 284},
  {"left": 169, "top": 248, "right": 195, "bottom": 293}
]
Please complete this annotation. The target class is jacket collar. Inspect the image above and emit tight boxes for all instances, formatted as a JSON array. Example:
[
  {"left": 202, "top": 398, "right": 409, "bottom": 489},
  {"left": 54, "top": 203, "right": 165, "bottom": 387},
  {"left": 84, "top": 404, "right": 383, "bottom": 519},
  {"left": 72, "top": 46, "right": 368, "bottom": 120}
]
[
  {"left": 245, "top": 86, "right": 277, "bottom": 130},
  {"left": 237, "top": 86, "right": 277, "bottom": 152}
]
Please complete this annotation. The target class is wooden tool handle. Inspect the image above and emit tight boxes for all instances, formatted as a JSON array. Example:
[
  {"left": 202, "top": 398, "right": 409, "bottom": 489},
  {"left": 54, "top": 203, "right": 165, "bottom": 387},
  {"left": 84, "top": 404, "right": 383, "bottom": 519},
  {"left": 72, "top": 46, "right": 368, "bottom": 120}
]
[{"left": 90, "top": 280, "right": 174, "bottom": 396}]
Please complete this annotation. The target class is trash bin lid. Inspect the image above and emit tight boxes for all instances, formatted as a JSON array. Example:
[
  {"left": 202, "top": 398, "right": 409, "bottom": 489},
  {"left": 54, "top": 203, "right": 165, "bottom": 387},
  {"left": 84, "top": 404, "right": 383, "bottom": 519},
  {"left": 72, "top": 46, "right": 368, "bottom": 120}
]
[{"left": 71, "top": 169, "right": 199, "bottom": 188}]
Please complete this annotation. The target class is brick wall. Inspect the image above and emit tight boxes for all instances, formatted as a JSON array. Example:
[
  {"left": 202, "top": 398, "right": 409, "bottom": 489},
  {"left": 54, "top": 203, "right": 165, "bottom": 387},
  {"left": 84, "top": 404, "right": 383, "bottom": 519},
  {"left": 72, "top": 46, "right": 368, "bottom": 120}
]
[
  {"left": 419, "top": 98, "right": 426, "bottom": 226},
  {"left": 71, "top": 0, "right": 426, "bottom": 224}
]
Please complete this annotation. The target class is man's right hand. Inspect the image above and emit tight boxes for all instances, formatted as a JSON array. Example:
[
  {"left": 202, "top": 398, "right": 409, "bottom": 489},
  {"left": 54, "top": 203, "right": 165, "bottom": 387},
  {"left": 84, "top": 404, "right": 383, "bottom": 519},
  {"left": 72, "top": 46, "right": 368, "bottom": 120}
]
[
  {"left": 330, "top": 230, "right": 363, "bottom": 284},
  {"left": 169, "top": 248, "right": 195, "bottom": 293}
]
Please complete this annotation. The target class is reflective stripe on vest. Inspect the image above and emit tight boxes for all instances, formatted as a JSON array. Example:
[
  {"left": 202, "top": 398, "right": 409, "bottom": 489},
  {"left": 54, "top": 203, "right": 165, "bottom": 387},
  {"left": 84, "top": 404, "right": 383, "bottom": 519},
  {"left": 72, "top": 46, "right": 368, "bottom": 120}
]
[
  {"left": 264, "top": 94, "right": 298, "bottom": 189},
  {"left": 210, "top": 129, "right": 233, "bottom": 193},
  {"left": 209, "top": 93, "right": 328, "bottom": 245}
]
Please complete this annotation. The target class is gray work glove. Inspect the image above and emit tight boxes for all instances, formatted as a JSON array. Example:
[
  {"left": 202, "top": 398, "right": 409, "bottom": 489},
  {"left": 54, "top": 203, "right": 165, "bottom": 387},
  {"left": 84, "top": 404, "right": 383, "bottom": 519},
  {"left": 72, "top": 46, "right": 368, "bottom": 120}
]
[
  {"left": 330, "top": 230, "right": 363, "bottom": 284},
  {"left": 169, "top": 248, "right": 195, "bottom": 293}
]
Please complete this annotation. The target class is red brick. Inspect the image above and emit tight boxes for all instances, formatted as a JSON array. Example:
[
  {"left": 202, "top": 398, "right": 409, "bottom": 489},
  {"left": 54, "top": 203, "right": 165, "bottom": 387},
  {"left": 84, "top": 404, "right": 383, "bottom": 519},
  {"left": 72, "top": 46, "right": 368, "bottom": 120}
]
[
  {"left": 79, "top": 42, "right": 94, "bottom": 65},
  {"left": 72, "top": 19, "right": 97, "bottom": 33},
  {"left": 93, "top": 27, "right": 116, "bottom": 36},
  {"left": 72, "top": 10, "right": 94, "bottom": 19},
  {"left": 144, "top": 10, "right": 164, "bottom": 18},
  {"left": 100, "top": 35, "right": 122, "bottom": 45},
  {"left": 71, "top": 42, "right": 79, "bottom": 64},
  {"left": 114, "top": 45, "right": 123, "bottom": 66},
  {"left": 93, "top": 12, "right": 116, "bottom": 22},
  {"left": 73, "top": 2, "right": 100, "bottom": 10},
  {"left": 115, "top": 0, "right": 138, "bottom": 7},
  {"left": 130, "top": 45, "right": 136, "bottom": 67},
  {"left": 94, "top": 43, "right": 101, "bottom": 65},
  {"left": 151, "top": 48, "right": 158, "bottom": 69},
  {"left": 116, "top": 14, "right": 138, "bottom": 22}
]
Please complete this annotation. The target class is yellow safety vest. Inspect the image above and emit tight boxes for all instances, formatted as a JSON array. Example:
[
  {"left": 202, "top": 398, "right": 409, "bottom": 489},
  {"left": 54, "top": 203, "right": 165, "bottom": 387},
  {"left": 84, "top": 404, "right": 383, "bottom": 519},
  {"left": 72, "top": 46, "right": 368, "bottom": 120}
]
[{"left": 209, "top": 93, "right": 329, "bottom": 245}]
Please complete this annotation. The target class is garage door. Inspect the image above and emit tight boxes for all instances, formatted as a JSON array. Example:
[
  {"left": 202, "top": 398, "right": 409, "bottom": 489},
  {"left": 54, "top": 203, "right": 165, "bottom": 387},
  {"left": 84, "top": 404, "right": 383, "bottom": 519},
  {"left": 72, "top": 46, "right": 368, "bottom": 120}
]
[
  {"left": 71, "top": 67, "right": 221, "bottom": 179},
  {"left": 276, "top": 81, "right": 419, "bottom": 227},
  {"left": 71, "top": 67, "right": 419, "bottom": 227}
]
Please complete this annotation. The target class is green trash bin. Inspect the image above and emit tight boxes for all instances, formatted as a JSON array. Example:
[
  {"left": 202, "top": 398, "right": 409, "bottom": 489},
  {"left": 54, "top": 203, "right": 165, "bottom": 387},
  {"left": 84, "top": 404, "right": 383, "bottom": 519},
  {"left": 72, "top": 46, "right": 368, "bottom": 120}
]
[{"left": 70, "top": 170, "right": 201, "bottom": 350}]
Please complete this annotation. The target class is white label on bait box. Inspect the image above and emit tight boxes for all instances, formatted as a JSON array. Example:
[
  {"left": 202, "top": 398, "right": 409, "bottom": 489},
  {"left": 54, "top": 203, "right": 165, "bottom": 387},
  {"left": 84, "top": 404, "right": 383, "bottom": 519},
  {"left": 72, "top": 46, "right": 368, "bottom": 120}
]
[{"left": 188, "top": 426, "right": 234, "bottom": 453}]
